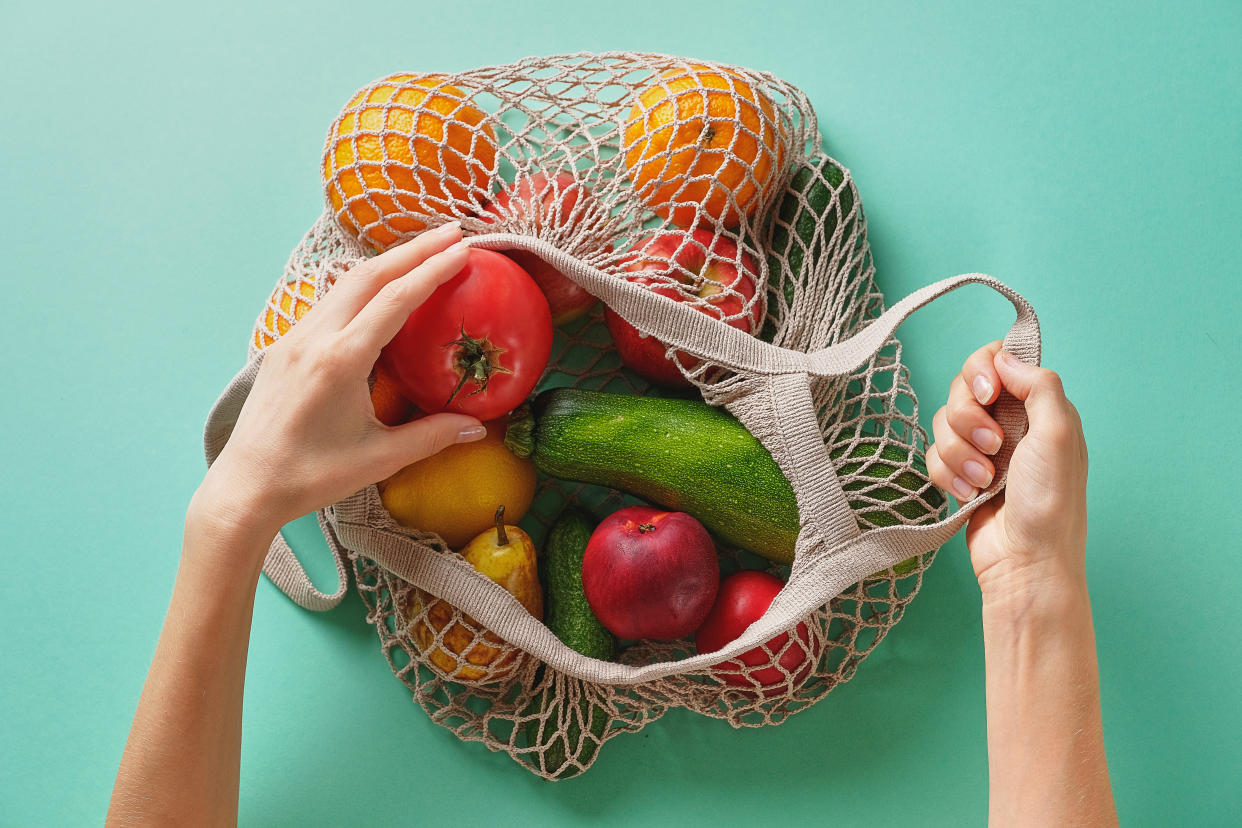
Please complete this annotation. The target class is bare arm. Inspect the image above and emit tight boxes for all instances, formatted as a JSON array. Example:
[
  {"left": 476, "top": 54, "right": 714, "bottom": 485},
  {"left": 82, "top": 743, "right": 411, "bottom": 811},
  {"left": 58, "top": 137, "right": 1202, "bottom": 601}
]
[
  {"left": 927, "top": 343, "right": 1116, "bottom": 826},
  {"left": 107, "top": 223, "right": 481, "bottom": 825}
]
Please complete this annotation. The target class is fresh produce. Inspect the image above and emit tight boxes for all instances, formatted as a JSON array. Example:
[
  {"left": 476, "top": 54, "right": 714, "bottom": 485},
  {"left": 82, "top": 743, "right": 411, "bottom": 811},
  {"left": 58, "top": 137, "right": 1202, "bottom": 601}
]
[
  {"left": 521, "top": 509, "right": 614, "bottom": 777},
  {"left": 253, "top": 273, "right": 333, "bottom": 351},
  {"left": 523, "top": 672, "right": 609, "bottom": 780},
  {"left": 506, "top": 389, "right": 945, "bottom": 565},
  {"left": 581, "top": 505, "right": 719, "bottom": 641},
  {"left": 484, "top": 171, "right": 600, "bottom": 325},
  {"left": 379, "top": 416, "right": 536, "bottom": 548},
  {"left": 380, "top": 248, "right": 553, "bottom": 421},
  {"left": 370, "top": 362, "right": 417, "bottom": 426},
  {"left": 322, "top": 73, "right": 497, "bottom": 251},
  {"left": 605, "top": 229, "right": 762, "bottom": 387},
  {"left": 764, "top": 156, "right": 856, "bottom": 340},
  {"left": 622, "top": 64, "right": 784, "bottom": 228},
  {"left": 403, "top": 506, "right": 542, "bottom": 683},
  {"left": 542, "top": 509, "right": 616, "bottom": 660},
  {"left": 695, "top": 570, "right": 815, "bottom": 692}
]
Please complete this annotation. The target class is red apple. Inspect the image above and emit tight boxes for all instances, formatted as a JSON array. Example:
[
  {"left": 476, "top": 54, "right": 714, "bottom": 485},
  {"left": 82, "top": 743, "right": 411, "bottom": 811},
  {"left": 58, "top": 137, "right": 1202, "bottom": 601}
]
[
  {"left": 582, "top": 506, "right": 720, "bottom": 641},
  {"left": 695, "top": 570, "right": 816, "bottom": 694},
  {"left": 484, "top": 171, "right": 599, "bottom": 325},
  {"left": 604, "top": 229, "right": 763, "bottom": 387}
]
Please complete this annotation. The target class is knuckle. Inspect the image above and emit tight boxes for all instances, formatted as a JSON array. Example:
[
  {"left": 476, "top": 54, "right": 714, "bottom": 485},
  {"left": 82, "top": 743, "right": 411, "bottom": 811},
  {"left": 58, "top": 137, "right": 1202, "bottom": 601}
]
[
  {"left": 946, "top": 394, "right": 977, "bottom": 425},
  {"left": 374, "top": 277, "right": 407, "bottom": 306},
  {"left": 1036, "top": 368, "right": 1065, "bottom": 396}
]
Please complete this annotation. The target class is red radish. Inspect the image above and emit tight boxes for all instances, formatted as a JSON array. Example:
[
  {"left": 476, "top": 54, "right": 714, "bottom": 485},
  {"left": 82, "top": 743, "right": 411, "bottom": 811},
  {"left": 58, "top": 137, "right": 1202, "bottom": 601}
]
[
  {"left": 581, "top": 505, "right": 719, "bottom": 641},
  {"left": 484, "top": 171, "right": 599, "bottom": 325},
  {"left": 605, "top": 228, "right": 762, "bottom": 387},
  {"left": 695, "top": 570, "right": 816, "bottom": 692}
]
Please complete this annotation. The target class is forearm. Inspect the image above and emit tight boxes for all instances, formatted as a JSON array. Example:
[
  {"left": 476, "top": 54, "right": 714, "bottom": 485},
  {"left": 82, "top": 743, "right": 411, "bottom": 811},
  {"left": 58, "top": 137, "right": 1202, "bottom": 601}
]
[
  {"left": 108, "top": 497, "right": 273, "bottom": 826},
  {"left": 981, "top": 567, "right": 1116, "bottom": 826}
]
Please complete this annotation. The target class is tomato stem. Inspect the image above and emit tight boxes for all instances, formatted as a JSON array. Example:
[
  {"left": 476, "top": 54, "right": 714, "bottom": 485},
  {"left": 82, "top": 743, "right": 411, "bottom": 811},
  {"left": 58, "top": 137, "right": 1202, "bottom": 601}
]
[
  {"left": 444, "top": 322, "right": 513, "bottom": 408},
  {"left": 638, "top": 523, "right": 656, "bottom": 534}
]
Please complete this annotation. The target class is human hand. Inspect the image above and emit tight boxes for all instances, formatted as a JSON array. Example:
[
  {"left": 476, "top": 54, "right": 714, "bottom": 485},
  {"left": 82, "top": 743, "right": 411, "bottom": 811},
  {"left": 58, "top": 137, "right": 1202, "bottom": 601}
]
[
  {"left": 926, "top": 341, "right": 1089, "bottom": 601},
  {"left": 191, "top": 222, "right": 485, "bottom": 549}
]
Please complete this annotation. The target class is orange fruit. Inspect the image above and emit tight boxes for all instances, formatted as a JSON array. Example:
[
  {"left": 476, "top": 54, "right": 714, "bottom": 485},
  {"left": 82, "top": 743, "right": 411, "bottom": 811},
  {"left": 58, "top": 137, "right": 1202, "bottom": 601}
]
[
  {"left": 622, "top": 64, "right": 784, "bottom": 228},
  {"left": 370, "top": 363, "right": 416, "bottom": 426},
  {"left": 323, "top": 73, "right": 497, "bottom": 251},
  {"left": 253, "top": 274, "right": 333, "bottom": 351},
  {"left": 377, "top": 417, "right": 536, "bottom": 548}
]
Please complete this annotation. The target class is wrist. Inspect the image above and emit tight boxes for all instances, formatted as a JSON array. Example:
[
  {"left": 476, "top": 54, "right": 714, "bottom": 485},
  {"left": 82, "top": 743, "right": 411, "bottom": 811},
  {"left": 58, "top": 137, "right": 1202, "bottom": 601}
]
[
  {"left": 187, "top": 467, "right": 283, "bottom": 564},
  {"left": 979, "top": 556, "right": 1090, "bottom": 627}
]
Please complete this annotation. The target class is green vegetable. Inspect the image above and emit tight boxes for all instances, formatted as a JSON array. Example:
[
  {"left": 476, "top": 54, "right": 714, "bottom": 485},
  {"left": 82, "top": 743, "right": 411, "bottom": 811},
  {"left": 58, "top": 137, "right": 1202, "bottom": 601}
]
[
  {"left": 523, "top": 668, "right": 609, "bottom": 780},
  {"left": 542, "top": 509, "right": 615, "bottom": 661},
  {"left": 506, "top": 388, "right": 944, "bottom": 566},
  {"left": 763, "top": 156, "right": 857, "bottom": 341}
]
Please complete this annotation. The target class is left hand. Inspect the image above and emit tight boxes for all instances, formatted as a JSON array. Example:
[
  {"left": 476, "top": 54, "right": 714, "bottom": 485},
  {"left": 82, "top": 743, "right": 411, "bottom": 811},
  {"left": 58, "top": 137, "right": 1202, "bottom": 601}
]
[{"left": 193, "top": 222, "right": 485, "bottom": 546}]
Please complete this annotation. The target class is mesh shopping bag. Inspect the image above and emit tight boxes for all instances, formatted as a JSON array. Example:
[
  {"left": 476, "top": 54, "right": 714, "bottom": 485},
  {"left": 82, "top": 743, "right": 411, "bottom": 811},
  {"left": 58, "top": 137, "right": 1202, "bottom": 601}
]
[{"left": 203, "top": 52, "right": 1040, "bottom": 779}]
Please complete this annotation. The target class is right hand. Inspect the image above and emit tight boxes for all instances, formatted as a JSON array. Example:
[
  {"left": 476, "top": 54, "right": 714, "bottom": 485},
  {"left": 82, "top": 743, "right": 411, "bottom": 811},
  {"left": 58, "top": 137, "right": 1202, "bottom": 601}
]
[
  {"left": 194, "top": 223, "right": 483, "bottom": 550},
  {"left": 926, "top": 342, "right": 1089, "bottom": 600}
]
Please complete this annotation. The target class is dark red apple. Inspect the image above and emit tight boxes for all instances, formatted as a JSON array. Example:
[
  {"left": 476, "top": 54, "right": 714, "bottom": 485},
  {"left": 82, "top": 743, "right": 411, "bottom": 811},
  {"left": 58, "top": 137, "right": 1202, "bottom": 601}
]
[
  {"left": 581, "top": 505, "right": 719, "bottom": 641},
  {"left": 695, "top": 570, "right": 816, "bottom": 694},
  {"left": 604, "top": 229, "right": 763, "bottom": 387},
  {"left": 484, "top": 171, "right": 599, "bottom": 325}
]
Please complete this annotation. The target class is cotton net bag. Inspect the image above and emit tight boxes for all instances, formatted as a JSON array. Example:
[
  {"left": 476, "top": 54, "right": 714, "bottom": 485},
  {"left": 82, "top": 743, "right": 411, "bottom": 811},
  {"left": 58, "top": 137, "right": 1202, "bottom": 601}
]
[{"left": 203, "top": 52, "right": 1040, "bottom": 779}]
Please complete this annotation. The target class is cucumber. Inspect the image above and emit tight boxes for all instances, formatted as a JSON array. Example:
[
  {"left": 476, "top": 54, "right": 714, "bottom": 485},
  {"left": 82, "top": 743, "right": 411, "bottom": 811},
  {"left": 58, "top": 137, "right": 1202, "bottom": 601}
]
[
  {"left": 542, "top": 509, "right": 615, "bottom": 661},
  {"left": 507, "top": 389, "right": 944, "bottom": 566},
  {"left": 764, "top": 156, "right": 857, "bottom": 341},
  {"left": 523, "top": 667, "right": 609, "bottom": 780},
  {"left": 524, "top": 511, "right": 615, "bottom": 779}
]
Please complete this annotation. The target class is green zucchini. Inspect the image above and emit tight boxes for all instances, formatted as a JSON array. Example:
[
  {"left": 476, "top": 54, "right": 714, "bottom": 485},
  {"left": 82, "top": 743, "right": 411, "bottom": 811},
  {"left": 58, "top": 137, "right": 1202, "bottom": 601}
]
[{"left": 506, "top": 388, "right": 944, "bottom": 566}]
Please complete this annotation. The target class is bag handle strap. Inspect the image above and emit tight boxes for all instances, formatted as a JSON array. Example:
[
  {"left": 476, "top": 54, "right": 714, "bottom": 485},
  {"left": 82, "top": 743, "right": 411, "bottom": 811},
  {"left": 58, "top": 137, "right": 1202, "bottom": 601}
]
[
  {"left": 469, "top": 236, "right": 1039, "bottom": 380},
  {"left": 313, "top": 271, "right": 1040, "bottom": 685},
  {"left": 202, "top": 354, "right": 350, "bottom": 611}
]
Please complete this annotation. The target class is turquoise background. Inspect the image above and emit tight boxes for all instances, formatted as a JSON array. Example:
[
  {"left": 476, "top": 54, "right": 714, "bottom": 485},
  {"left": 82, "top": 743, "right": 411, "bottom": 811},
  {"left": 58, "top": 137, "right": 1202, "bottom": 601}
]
[{"left": 2, "top": 0, "right": 1239, "bottom": 824}]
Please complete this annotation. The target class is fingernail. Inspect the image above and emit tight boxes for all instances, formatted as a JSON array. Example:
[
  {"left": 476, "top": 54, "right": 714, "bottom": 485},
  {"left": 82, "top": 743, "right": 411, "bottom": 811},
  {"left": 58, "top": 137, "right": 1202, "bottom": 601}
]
[
  {"left": 972, "top": 374, "right": 994, "bottom": 404},
  {"left": 446, "top": 239, "right": 471, "bottom": 255},
  {"left": 962, "top": 459, "right": 993, "bottom": 488},
  {"left": 999, "top": 349, "right": 1023, "bottom": 369},
  {"left": 972, "top": 427, "right": 1003, "bottom": 455},
  {"left": 952, "top": 477, "right": 977, "bottom": 501},
  {"left": 430, "top": 220, "right": 460, "bottom": 237},
  {"left": 455, "top": 423, "right": 486, "bottom": 443}
]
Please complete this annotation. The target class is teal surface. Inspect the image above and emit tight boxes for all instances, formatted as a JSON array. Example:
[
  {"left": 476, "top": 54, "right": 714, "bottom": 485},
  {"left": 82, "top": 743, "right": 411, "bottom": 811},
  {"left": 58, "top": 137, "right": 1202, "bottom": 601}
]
[{"left": 2, "top": 1, "right": 1239, "bottom": 824}]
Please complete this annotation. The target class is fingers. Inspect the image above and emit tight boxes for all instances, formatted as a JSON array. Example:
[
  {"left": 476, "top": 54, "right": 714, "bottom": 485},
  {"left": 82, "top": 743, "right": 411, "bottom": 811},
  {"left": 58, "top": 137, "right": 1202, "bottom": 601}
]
[
  {"left": 372, "top": 412, "right": 486, "bottom": 471},
  {"left": 962, "top": 340, "right": 1004, "bottom": 405},
  {"left": 926, "top": 341, "right": 1007, "bottom": 502},
  {"left": 344, "top": 240, "right": 471, "bottom": 361},
  {"left": 992, "top": 350, "right": 1082, "bottom": 448},
  {"left": 311, "top": 222, "right": 464, "bottom": 331},
  {"left": 930, "top": 408, "right": 992, "bottom": 501}
]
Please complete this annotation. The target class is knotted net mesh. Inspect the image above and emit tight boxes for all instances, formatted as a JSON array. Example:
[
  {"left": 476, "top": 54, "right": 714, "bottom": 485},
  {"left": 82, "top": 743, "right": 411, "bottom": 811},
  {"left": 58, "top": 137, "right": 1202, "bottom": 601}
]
[{"left": 248, "top": 52, "right": 946, "bottom": 779}]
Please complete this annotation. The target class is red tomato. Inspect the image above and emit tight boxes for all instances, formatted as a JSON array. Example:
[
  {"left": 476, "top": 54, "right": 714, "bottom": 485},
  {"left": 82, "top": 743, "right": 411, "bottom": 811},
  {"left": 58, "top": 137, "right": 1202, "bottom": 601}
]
[
  {"left": 695, "top": 570, "right": 816, "bottom": 692},
  {"left": 380, "top": 248, "right": 553, "bottom": 421}
]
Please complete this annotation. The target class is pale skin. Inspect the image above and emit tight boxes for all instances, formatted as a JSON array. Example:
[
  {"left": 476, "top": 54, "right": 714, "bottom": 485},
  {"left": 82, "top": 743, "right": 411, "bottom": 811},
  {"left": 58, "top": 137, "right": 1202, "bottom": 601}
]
[
  {"left": 107, "top": 223, "right": 1115, "bottom": 824},
  {"left": 926, "top": 343, "right": 1117, "bottom": 826}
]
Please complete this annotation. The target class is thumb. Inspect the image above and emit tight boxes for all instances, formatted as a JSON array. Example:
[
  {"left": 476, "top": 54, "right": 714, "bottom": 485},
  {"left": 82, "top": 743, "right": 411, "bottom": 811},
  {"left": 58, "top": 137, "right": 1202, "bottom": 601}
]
[
  {"left": 993, "top": 349, "right": 1071, "bottom": 429},
  {"left": 384, "top": 413, "right": 487, "bottom": 465}
]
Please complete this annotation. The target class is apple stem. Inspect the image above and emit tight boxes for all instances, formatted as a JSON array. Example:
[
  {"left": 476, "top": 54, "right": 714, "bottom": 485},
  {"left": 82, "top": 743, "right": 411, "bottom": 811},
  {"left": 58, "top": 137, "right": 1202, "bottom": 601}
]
[
  {"left": 494, "top": 505, "right": 508, "bottom": 546},
  {"left": 638, "top": 523, "right": 656, "bottom": 534}
]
